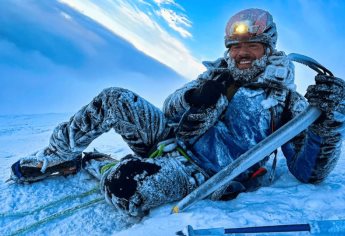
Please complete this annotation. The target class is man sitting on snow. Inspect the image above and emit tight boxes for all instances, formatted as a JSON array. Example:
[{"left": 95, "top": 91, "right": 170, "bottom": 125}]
[{"left": 10, "top": 8, "right": 345, "bottom": 218}]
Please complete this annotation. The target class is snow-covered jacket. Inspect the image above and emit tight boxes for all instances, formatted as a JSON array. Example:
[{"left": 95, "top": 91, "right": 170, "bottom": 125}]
[{"left": 163, "top": 51, "right": 343, "bottom": 185}]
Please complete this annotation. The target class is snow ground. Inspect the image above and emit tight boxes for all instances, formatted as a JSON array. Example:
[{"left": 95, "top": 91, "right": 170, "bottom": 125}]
[{"left": 0, "top": 113, "right": 344, "bottom": 236}]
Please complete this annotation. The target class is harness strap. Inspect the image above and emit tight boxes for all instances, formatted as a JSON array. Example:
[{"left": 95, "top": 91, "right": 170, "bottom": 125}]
[
  {"left": 149, "top": 143, "right": 192, "bottom": 162},
  {"left": 250, "top": 167, "right": 267, "bottom": 179}
]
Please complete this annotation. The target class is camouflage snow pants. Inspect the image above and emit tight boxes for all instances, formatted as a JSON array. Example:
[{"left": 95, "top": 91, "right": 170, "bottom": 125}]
[
  {"left": 49, "top": 87, "right": 171, "bottom": 158},
  {"left": 48, "top": 87, "right": 206, "bottom": 217}
]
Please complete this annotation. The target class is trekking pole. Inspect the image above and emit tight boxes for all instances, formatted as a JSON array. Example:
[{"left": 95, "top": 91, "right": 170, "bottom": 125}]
[{"left": 176, "top": 219, "right": 345, "bottom": 235}]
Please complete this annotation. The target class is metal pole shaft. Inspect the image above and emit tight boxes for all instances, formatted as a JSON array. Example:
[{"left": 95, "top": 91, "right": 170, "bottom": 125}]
[{"left": 224, "top": 224, "right": 310, "bottom": 234}]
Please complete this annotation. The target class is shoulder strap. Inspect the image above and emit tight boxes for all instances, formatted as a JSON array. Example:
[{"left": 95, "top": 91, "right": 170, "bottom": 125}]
[{"left": 226, "top": 84, "right": 239, "bottom": 101}]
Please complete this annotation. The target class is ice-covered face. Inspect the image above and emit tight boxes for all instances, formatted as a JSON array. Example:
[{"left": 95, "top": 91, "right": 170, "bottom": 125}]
[
  {"left": 226, "top": 42, "right": 269, "bottom": 84},
  {"left": 229, "top": 42, "right": 265, "bottom": 69}
]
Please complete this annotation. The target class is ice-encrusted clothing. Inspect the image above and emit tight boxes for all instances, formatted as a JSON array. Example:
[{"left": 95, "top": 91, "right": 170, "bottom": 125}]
[
  {"left": 48, "top": 87, "right": 172, "bottom": 159},
  {"left": 16, "top": 51, "right": 344, "bottom": 217},
  {"left": 191, "top": 87, "right": 274, "bottom": 176},
  {"left": 44, "top": 87, "right": 208, "bottom": 218},
  {"left": 163, "top": 52, "right": 344, "bottom": 183}
]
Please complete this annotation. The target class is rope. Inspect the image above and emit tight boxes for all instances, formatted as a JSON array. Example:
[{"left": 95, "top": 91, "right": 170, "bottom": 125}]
[
  {"left": 9, "top": 198, "right": 104, "bottom": 236},
  {"left": 176, "top": 147, "right": 191, "bottom": 162},
  {"left": 0, "top": 187, "right": 98, "bottom": 218}
]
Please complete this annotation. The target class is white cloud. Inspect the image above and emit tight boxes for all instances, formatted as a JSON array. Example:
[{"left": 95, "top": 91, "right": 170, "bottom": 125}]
[
  {"left": 58, "top": 0, "right": 203, "bottom": 79},
  {"left": 153, "top": 0, "right": 184, "bottom": 10},
  {"left": 157, "top": 8, "right": 192, "bottom": 38},
  {"left": 151, "top": 0, "right": 192, "bottom": 38},
  {"left": 138, "top": 0, "right": 153, "bottom": 7},
  {"left": 60, "top": 11, "right": 72, "bottom": 20}
]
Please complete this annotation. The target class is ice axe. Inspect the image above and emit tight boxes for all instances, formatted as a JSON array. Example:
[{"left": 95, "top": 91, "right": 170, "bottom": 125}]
[{"left": 171, "top": 53, "right": 334, "bottom": 214}]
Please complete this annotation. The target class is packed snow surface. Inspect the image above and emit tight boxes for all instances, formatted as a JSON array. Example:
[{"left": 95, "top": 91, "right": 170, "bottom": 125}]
[{"left": 0, "top": 113, "right": 344, "bottom": 235}]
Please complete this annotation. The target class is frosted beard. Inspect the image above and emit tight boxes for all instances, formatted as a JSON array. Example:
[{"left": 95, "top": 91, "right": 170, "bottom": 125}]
[{"left": 225, "top": 52, "right": 269, "bottom": 85}]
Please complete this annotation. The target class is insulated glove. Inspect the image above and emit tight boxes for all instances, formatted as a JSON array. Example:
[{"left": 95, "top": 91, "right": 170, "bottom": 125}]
[
  {"left": 305, "top": 74, "right": 345, "bottom": 136},
  {"left": 176, "top": 107, "right": 210, "bottom": 141},
  {"left": 185, "top": 70, "right": 233, "bottom": 108}
]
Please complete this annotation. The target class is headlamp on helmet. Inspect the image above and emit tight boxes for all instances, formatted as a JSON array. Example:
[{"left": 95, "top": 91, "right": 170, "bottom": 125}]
[
  {"left": 229, "top": 20, "right": 260, "bottom": 41},
  {"left": 224, "top": 8, "right": 277, "bottom": 49},
  {"left": 233, "top": 21, "right": 249, "bottom": 34}
]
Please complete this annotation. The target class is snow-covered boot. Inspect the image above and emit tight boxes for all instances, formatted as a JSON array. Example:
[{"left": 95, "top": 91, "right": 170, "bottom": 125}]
[
  {"left": 10, "top": 147, "right": 81, "bottom": 183},
  {"left": 81, "top": 150, "right": 119, "bottom": 180}
]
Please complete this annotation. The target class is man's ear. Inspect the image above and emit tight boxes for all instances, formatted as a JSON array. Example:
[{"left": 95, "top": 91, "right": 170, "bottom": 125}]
[{"left": 227, "top": 48, "right": 231, "bottom": 56}]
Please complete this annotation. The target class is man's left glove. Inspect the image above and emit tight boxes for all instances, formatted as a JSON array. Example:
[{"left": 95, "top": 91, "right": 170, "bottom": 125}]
[
  {"left": 305, "top": 74, "right": 345, "bottom": 136},
  {"left": 184, "top": 80, "right": 226, "bottom": 108}
]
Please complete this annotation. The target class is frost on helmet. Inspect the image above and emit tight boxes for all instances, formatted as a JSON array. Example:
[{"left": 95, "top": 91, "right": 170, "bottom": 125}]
[{"left": 224, "top": 8, "right": 277, "bottom": 49}]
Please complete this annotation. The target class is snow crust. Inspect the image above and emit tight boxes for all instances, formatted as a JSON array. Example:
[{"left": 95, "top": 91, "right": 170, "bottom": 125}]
[
  {"left": 0, "top": 113, "right": 344, "bottom": 235},
  {"left": 261, "top": 97, "right": 279, "bottom": 109}
]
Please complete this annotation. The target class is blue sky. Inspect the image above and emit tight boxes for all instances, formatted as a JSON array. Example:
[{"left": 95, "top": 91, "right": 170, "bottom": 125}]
[
  {"left": 60, "top": 0, "right": 345, "bottom": 91},
  {"left": 1, "top": 0, "right": 344, "bottom": 115},
  {"left": 0, "top": 0, "right": 186, "bottom": 115}
]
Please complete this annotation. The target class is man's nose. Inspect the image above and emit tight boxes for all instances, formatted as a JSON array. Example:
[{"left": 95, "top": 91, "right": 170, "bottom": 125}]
[{"left": 237, "top": 46, "right": 250, "bottom": 57}]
